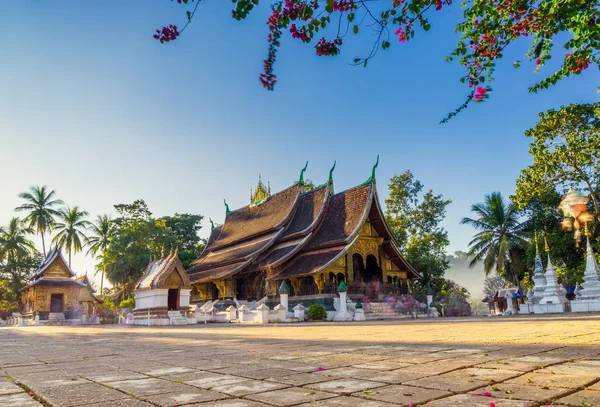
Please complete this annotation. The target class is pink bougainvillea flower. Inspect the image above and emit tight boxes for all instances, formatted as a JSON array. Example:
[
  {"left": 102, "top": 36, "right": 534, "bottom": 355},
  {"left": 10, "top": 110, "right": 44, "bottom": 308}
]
[
  {"left": 436, "top": 0, "right": 443, "bottom": 10},
  {"left": 490, "top": 403, "right": 496, "bottom": 407},
  {"left": 317, "top": 367, "right": 324, "bottom": 371},
  {"left": 395, "top": 26, "right": 407, "bottom": 42}
]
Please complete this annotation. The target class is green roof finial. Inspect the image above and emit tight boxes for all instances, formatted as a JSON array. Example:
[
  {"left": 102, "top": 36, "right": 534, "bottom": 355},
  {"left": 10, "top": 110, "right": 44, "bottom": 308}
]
[
  {"left": 328, "top": 160, "right": 336, "bottom": 184},
  {"left": 371, "top": 155, "right": 379, "bottom": 181},
  {"left": 224, "top": 199, "right": 231, "bottom": 215},
  {"left": 210, "top": 218, "right": 215, "bottom": 231},
  {"left": 278, "top": 280, "right": 290, "bottom": 295},
  {"left": 338, "top": 281, "right": 348, "bottom": 292},
  {"left": 426, "top": 283, "right": 433, "bottom": 294},
  {"left": 298, "top": 161, "right": 309, "bottom": 185},
  {"left": 360, "top": 155, "right": 380, "bottom": 186}
]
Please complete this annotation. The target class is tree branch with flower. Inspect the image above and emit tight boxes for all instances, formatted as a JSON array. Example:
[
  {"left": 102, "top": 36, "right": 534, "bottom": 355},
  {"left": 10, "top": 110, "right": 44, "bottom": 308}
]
[{"left": 154, "top": 0, "right": 600, "bottom": 122}]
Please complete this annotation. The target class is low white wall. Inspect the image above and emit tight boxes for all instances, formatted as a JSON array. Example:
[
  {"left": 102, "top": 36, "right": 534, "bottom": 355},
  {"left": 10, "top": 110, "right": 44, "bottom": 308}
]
[{"left": 134, "top": 289, "right": 168, "bottom": 310}]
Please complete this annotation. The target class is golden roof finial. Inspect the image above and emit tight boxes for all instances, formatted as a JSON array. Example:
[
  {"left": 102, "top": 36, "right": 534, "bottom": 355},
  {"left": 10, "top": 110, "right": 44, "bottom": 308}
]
[
  {"left": 544, "top": 236, "right": 550, "bottom": 253},
  {"left": 535, "top": 231, "right": 539, "bottom": 256},
  {"left": 161, "top": 245, "right": 165, "bottom": 258},
  {"left": 268, "top": 181, "right": 271, "bottom": 195}
]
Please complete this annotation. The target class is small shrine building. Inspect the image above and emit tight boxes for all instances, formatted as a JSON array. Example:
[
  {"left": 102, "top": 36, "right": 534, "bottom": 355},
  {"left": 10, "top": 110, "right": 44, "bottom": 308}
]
[
  {"left": 19, "top": 247, "right": 87, "bottom": 319},
  {"left": 133, "top": 248, "right": 193, "bottom": 324},
  {"left": 187, "top": 159, "right": 420, "bottom": 302}
]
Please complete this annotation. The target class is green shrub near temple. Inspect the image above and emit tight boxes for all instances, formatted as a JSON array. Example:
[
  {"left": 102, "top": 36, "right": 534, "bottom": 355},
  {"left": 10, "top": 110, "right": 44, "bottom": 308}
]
[
  {"left": 307, "top": 303, "right": 327, "bottom": 320},
  {"left": 119, "top": 297, "right": 135, "bottom": 309}
]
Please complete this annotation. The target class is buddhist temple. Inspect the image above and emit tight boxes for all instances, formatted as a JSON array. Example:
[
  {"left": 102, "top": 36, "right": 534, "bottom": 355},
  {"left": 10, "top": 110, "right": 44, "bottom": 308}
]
[
  {"left": 132, "top": 248, "right": 195, "bottom": 325},
  {"left": 76, "top": 274, "right": 101, "bottom": 322},
  {"left": 187, "top": 159, "right": 420, "bottom": 303},
  {"left": 19, "top": 247, "right": 87, "bottom": 322}
]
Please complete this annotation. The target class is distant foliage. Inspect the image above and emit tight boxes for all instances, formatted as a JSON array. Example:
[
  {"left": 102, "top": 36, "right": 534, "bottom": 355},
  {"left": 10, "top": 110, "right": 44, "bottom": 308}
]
[
  {"left": 307, "top": 303, "right": 328, "bottom": 320},
  {"left": 483, "top": 274, "right": 506, "bottom": 298},
  {"left": 119, "top": 297, "right": 135, "bottom": 309},
  {"left": 385, "top": 170, "right": 452, "bottom": 297}
]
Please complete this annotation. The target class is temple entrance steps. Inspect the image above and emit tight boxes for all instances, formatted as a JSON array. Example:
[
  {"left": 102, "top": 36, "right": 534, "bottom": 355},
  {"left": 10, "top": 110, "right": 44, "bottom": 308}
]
[
  {"left": 364, "top": 302, "right": 412, "bottom": 320},
  {"left": 167, "top": 311, "right": 188, "bottom": 325},
  {"left": 47, "top": 312, "right": 66, "bottom": 325}
]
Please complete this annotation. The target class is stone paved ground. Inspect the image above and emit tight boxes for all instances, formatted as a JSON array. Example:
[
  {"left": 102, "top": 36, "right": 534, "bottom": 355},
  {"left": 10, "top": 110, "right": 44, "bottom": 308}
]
[{"left": 2, "top": 315, "right": 600, "bottom": 407}]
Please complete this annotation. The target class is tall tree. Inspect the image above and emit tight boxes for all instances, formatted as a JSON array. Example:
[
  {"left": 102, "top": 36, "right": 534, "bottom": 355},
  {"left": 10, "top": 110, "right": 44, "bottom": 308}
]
[
  {"left": 514, "top": 103, "right": 600, "bottom": 217},
  {"left": 0, "top": 218, "right": 42, "bottom": 301},
  {"left": 52, "top": 206, "right": 91, "bottom": 267},
  {"left": 461, "top": 192, "right": 529, "bottom": 285},
  {"left": 385, "top": 170, "right": 452, "bottom": 294},
  {"left": 155, "top": 1, "right": 598, "bottom": 121},
  {"left": 160, "top": 213, "right": 205, "bottom": 269},
  {"left": 85, "top": 214, "right": 114, "bottom": 294},
  {"left": 0, "top": 218, "right": 35, "bottom": 265},
  {"left": 15, "top": 185, "right": 63, "bottom": 256}
]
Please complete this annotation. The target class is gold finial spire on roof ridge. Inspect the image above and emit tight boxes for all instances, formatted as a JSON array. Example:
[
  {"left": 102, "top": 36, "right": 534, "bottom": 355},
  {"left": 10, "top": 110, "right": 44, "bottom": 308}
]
[
  {"left": 535, "top": 231, "right": 539, "bottom": 256},
  {"left": 544, "top": 236, "right": 550, "bottom": 253}
]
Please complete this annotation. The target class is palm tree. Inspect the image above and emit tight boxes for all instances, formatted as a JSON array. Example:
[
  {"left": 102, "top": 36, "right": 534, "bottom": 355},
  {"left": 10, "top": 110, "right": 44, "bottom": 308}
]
[
  {"left": 461, "top": 192, "right": 528, "bottom": 285},
  {"left": 52, "top": 206, "right": 91, "bottom": 267},
  {"left": 15, "top": 186, "right": 63, "bottom": 256},
  {"left": 0, "top": 218, "right": 36, "bottom": 264},
  {"left": 85, "top": 214, "right": 113, "bottom": 293}
]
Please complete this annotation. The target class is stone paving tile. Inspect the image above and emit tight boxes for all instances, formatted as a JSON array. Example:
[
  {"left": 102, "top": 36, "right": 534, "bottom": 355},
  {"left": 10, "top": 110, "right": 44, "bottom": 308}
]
[
  {"left": 210, "top": 366, "right": 296, "bottom": 380},
  {"left": 0, "top": 379, "right": 25, "bottom": 395},
  {"left": 142, "top": 388, "right": 230, "bottom": 406},
  {"left": 295, "top": 395, "right": 399, "bottom": 406},
  {"left": 0, "top": 392, "right": 44, "bottom": 407},
  {"left": 187, "top": 399, "right": 270, "bottom": 406},
  {"left": 358, "top": 369, "right": 430, "bottom": 384},
  {"left": 34, "top": 382, "right": 130, "bottom": 407},
  {"left": 424, "top": 394, "right": 536, "bottom": 406},
  {"left": 403, "top": 374, "right": 491, "bottom": 392},
  {"left": 476, "top": 359, "right": 546, "bottom": 372},
  {"left": 185, "top": 372, "right": 250, "bottom": 389},
  {"left": 141, "top": 366, "right": 197, "bottom": 376},
  {"left": 352, "top": 384, "right": 452, "bottom": 405},
  {"left": 553, "top": 389, "right": 600, "bottom": 406},
  {"left": 352, "top": 360, "right": 413, "bottom": 370},
  {"left": 447, "top": 367, "right": 523, "bottom": 382},
  {"left": 505, "top": 372, "right": 597, "bottom": 389},
  {"left": 82, "top": 398, "right": 155, "bottom": 407},
  {"left": 587, "top": 381, "right": 600, "bottom": 391},
  {"left": 24, "top": 377, "right": 89, "bottom": 389},
  {"left": 107, "top": 377, "right": 199, "bottom": 397},
  {"left": 400, "top": 358, "right": 476, "bottom": 375},
  {"left": 84, "top": 371, "right": 149, "bottom": 383},
  {"left": 211, "top": 379, "right": 289, "bottom": 396},
  {"left": 246, "top": 387, "right": 337, "bottom": 406},
  {"left": 535, "top": 361, "right": 600, "bottom": 377},
  {"left": 266, "top": 372, "right": 334, "bottom": 386},
  {"left": 469, "top": 383, "right": 572, "bottom": 402},
  {"left": 304, "top": 378, "right": 387, "bottom": 395}
]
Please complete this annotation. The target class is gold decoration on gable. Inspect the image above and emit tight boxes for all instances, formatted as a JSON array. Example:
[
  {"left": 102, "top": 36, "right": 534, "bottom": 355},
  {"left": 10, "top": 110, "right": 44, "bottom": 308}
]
[{"left": 165, "top": 269, "right": 183, "bottom": 288}]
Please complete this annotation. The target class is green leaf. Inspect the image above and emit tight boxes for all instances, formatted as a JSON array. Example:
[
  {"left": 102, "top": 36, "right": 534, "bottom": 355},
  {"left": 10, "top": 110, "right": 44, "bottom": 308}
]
[
  {"left": 186, "top": 11, "right": 191, "bottom": 21},
  {"left": 363, "top": 59, "right": 368, "bottom": 68},
  {"left": 424, "top": 23, "right": 431, "bottom": 31},
  {"left": 353, "top": 25, "right": 359, "bottom": 34},
  {"left": 353, "top": 57, "right": 361, "bottom": 63}
]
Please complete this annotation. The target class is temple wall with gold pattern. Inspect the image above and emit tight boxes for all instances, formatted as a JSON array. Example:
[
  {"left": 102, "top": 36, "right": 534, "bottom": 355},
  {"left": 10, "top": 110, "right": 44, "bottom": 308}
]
[{"left": 20, "top": 285, "right": 82, "bottom": 314}]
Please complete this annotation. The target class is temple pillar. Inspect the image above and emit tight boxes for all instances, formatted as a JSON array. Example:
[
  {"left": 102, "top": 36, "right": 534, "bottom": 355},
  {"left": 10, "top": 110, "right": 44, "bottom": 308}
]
[
  {"left": 313, "top": 274, "right": 325, "bottom": 294},
  {"left": 290, "top": 278, "right": 302, "bottom": 297},
  {"left": 215, "top": 280, "right": 227, "bottom": 300},
  {"left": 196, "top": 284, "right": 209, "bottom": 301},
  {"left": 346, "top": 252, "right": 354, "bottom": 283}
]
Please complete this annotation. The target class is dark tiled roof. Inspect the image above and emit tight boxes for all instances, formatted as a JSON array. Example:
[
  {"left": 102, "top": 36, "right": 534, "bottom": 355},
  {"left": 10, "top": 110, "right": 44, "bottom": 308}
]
[
  {"left": 205, "top": 225, "right": 223, "bottom": 251},
  {"left": 269, "top": 245, "right": 348, "bottom": 280},
  {"left": 190, "top": 233, "right": 277, "bottom": 271},
  {"left": 305, "top": 184, "right": 372, "bottom": 250},
  {"left": 281, "top": 186, "right": 328, "bottom": 239},
  {"left": 210, "top": 185, "right": 300, "bottom": 249},
  {"left": 257, "top": 236, "right": 310, "bottom": 269},
  {"left": 135, "top": 249, "right": 191, "bottom": 290},
  {"left": 188, "top": 261, "right": 248, "bottom": 284}
]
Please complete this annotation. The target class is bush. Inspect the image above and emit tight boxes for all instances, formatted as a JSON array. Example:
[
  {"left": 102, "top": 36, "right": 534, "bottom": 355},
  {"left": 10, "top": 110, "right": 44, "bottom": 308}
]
[
  {"left": 307, "top": 303, "right": 327, "bottom": 320},
  {"left": 119, "top": 297, "right": 135, "bottom": 309}
]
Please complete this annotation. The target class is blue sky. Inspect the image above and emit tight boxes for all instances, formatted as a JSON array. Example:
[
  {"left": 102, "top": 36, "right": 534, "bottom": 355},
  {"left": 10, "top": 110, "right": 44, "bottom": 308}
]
[{"left": 0, "top": 1, "right": 597, "bottom": 288}]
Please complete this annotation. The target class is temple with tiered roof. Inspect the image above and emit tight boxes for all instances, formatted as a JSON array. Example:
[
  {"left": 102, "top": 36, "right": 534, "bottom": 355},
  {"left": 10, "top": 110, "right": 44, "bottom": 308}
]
[{"left": 187, "top": 159, "right": 420, "bottom": 302}]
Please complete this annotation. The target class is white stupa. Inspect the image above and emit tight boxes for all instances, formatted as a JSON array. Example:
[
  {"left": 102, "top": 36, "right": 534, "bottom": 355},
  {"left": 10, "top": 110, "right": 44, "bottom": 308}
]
[
  {"left": 571, "top": 238, "right": 600, "bottom": 312},
  {"left": 530, "top": 242, "right": 547, "bottom": 304},
  {"left": 535, "top": 238, "right": 567, "bottom": 313}
]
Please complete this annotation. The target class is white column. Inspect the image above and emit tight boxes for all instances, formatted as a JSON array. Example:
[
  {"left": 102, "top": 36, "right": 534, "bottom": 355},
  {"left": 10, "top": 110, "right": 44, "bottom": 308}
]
[
  {"left": 280, "top": 293, "right": 289, "bottom": 310},
  {"left": 426, "top": 294, "right": 433, "bottom": 308}
]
